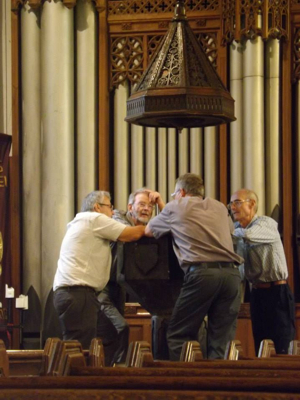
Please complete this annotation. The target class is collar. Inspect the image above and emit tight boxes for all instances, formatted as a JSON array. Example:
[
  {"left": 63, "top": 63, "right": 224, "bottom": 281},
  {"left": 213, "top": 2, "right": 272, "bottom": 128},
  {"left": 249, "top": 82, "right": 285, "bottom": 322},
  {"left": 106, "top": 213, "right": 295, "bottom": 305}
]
[{"left": 235, "top": 214, "right": 258, "bottom": 229}]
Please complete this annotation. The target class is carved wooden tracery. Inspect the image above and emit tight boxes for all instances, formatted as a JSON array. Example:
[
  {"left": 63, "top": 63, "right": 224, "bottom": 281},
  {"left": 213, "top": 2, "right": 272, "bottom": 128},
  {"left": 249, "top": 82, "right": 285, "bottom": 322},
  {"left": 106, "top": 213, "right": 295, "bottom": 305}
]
[
  {"left": 293, "top": 28, "right": 300, "bottom": 81},
  {"left": 108, "top": 0, "right": 219, "bottom": 15},
  {"left": 110, "top": 32, "right": 218, "bottom": 89}
]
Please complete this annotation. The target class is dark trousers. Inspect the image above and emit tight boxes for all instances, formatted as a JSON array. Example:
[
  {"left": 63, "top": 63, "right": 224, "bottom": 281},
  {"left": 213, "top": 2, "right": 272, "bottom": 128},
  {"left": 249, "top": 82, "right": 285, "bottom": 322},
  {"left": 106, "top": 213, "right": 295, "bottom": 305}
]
[
  {"left": 53, "top": 287, "right": 100, "bottom": 349},
  {"left": 250, "top": 283, "right": 295, "bottom": 355},
  {"left": 167, "top": 265, "right": 241, "bottom": 360},
  {"left": 97, "top": 285, "right": 129, "bottom": 366}
]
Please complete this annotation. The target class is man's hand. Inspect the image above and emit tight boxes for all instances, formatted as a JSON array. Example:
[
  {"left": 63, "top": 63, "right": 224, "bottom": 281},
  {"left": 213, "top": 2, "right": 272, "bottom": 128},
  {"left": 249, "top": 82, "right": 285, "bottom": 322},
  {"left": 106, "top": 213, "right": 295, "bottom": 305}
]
[{"left": 144, "top": 190, "right": 165, "bottom": 211}]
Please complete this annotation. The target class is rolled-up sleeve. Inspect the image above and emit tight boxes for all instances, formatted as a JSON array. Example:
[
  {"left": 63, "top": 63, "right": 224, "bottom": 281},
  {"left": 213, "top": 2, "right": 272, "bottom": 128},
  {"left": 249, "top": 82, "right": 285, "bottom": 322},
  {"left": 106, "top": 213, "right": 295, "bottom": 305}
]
[{"left": 147, "top": 206, "right": 171, "bottom": 239}]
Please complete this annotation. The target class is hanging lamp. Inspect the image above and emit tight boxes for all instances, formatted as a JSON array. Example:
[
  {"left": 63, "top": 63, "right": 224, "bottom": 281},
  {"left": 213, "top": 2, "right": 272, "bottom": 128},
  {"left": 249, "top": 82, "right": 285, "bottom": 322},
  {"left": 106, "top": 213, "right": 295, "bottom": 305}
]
[{"left": 125, "top": 0, "right": 235, "bottom": 131}]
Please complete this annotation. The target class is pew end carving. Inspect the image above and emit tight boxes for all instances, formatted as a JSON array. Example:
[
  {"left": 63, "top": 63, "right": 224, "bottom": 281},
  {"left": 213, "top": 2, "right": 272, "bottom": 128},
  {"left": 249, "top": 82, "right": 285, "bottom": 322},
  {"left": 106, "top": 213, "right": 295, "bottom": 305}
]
[{"left": 180, "top": 341, "right": 203, "bottom": 362}]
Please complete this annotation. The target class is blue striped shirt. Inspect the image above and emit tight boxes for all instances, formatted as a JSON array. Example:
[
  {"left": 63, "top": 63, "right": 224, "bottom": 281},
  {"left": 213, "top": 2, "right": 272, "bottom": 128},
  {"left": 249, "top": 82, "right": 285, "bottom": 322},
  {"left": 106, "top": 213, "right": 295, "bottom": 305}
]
[{"left": 233, "top": 215, "right": 288, "bottom": 284}]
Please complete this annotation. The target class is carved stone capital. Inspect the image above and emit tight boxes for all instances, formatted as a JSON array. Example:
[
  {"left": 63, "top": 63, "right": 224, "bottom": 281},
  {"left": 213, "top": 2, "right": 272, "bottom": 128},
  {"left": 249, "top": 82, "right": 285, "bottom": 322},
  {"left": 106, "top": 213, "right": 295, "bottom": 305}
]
[
  {"left": 27, "top": 0, "right": 42, "bottom": 9},
  {"left": 92, "top": 0, "right": 105, "bottom": 13},
  {"left": 11, "top": 0, "right": 25, "bottom": 13},
  {"left": 62, "top": 0, "right": 77, "bottom": 9}
]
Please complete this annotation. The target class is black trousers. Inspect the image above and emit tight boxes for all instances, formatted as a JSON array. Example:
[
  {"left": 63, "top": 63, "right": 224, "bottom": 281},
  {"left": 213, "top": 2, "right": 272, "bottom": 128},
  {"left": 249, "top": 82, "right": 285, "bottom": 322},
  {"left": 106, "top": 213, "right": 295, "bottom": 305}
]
[
  {"left": 250, "top": 283, "right": 295, "bottom": 355},
  {"left": 53, "top": 286, "right": 100, "bottom": 349}
]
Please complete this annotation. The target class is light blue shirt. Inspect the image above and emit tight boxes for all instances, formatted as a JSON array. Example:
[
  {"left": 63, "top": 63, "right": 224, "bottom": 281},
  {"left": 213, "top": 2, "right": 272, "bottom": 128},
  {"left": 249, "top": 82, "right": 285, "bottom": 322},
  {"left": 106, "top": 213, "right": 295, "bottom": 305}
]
[{"left": 233, "top": 215, "right": 288, "bottom": 284}]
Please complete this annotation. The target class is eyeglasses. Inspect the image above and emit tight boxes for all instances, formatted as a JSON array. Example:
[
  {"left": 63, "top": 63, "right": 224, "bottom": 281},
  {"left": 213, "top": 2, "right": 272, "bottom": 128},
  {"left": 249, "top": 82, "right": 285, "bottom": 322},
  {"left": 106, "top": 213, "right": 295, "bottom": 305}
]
[
  {"left": 227, "top": 199, "right": 250, "bottom": 209},
  {"left": 171, "top": 189, "right": 181, "bottom": 199},
  {"left": 136, "top": 202, "right": 154, "bottom": 209},
  {"left": 98, "top": 203, "right": 114, "bottom": 210}
]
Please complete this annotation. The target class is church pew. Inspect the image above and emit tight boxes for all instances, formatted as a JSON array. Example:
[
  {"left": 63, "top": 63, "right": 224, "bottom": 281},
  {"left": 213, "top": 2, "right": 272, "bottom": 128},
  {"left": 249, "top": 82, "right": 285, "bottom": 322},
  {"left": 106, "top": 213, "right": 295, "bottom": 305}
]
[
  {"left": 179, "top": 340, "right": 203, "bottom": 362},
  {"left": 0, "top": 388, "right": 297, "bottom": 400},
  {"left": 7, "top": 338, "right": 104, "bottom": 376},
  {"left": 7, "top": 350, "right": 43, "bottom": 376},
  {"left": 0, "top": 375, "right": 299, "bottom": 394},
  {"left": 141, "top": 354, "right": 300, "bottom": 370},
  {"left": 259, "top": 339, "right": 300, "bottom": 360},
  {"left": 0, "top": 340, "right": 9, "bottom": 377},
  {"left": 69, "top": 364, "right": 300, "bottom": 379}
]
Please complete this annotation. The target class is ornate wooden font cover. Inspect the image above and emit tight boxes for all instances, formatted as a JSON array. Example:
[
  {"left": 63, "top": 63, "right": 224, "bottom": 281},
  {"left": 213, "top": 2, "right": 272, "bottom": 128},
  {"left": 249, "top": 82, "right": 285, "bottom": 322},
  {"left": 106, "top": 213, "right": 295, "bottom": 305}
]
[{"left": 125, "top": 0, "right": 236, "bottom": 130}]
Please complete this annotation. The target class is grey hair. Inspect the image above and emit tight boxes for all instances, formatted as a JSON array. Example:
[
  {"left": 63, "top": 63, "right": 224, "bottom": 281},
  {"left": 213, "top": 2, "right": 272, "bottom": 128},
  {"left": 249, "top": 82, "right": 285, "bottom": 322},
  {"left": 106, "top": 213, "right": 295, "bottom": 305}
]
[
  {"left": 128, "top": 188, "right": 150, "bottom": 205},
  {"left": 176, "top": 173, "right": 205, "bottom": 197},
  {"left": 81, "top": 190, "right": 111, "bottom": 212},
  {"left": 240, "top": 188, "right": 259, "bottom": 213}
]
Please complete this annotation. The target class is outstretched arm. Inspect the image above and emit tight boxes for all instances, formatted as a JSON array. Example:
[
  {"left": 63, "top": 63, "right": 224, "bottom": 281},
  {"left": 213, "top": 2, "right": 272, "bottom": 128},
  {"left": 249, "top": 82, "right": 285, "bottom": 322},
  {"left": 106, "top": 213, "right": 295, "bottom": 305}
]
[{"left": 117, "top": 225, "right": 145, "bottom": 242}]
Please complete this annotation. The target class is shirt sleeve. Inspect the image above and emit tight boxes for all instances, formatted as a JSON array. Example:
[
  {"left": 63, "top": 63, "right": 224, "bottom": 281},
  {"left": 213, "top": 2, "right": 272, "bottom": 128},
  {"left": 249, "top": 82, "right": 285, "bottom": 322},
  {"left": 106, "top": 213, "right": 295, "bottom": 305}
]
[
  {"left": 147, "top": 205, "right": 171, "bottom": 239},
  {"left": 233, "top": 216, "right": 279, "bottom": 244},
  {"left": 93, "top": 214, "right": 127, "bottom": 241}
]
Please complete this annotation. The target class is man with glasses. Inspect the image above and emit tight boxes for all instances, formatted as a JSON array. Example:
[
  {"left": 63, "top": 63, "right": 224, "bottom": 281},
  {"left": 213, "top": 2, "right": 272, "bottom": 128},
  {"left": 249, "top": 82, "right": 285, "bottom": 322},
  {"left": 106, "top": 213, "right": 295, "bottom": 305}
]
[
  {"left": 229, "top": 188, "right": 295, "bottom": 355},
  {"left": 145, "top": 173, "right": 243, "bottom": 360},
  {"left": 53, "top": 190, "right": 145, "bottom": 349},
  {"left": 97, "top": 188, "right": 165, "bottom": 365}
]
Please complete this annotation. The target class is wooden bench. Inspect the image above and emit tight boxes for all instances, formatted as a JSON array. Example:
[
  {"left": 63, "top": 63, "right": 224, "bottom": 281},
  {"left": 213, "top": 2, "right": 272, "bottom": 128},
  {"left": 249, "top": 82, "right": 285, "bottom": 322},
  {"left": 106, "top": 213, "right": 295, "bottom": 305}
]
[
  {"left": 2, "top": 340, "right": 300, "bottom": 399},
  {"left": 7, "top": 337, "right": 105, "bottom": 376},
  {"left": 0, "top": 374, "right": 298, "bottom": 399}
]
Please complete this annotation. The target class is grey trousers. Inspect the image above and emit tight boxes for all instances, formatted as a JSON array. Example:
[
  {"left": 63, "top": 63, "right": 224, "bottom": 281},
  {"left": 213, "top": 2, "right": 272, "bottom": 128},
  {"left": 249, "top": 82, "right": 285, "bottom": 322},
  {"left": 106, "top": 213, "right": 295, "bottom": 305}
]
[
  {"left": 167, "top": 264, "right": 241, "bottom": 360},
  {"left": 97, "top": 288, "right": 129, "bottom": 366}
]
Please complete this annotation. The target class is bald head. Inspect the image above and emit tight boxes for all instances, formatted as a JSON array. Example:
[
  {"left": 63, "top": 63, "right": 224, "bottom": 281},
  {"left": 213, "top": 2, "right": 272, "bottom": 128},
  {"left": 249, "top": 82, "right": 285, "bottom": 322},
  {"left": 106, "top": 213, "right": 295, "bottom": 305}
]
[{"left": 230, "top": 189, "right": 258, "bottom": 227}]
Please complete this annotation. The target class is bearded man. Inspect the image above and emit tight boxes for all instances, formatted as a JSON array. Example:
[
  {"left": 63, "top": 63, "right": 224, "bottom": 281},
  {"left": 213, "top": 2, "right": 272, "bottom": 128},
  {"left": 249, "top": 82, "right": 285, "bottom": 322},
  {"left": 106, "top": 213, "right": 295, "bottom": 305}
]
[{"left": 97, "top": 188, "right": 164, "bottom": 365}]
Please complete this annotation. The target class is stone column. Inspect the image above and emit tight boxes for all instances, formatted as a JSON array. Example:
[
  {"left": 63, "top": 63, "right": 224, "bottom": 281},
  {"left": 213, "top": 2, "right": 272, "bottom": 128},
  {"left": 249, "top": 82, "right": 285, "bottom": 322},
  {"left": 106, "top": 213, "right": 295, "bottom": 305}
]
[
  {"left": 168, "top": 128, "right": 177, "bottom": 201},
  {"left": 131, "top": 124, "right": 144, "bottom": 191},
  {"left": 76, "top": 0, "right": 97, "bottom": 210},
  {"left": 41, "top": 1, "right": 75, "bottom": 305},
  {"left": 158, "top": 128, "right": 167, "bottom": 201},
  {"left": 21, "top": 3, "right": 41, "bottom": 295},
  {"left": 145, "top": 127, "right": 156, "bottom": 190},
  {"left": 243, "top": 37, "right": 265, "bottom": 214},
  {"left": 230, "top": 40, "right": 244, "bottom": 193},
  {"left": 204, "top": 126, "right": 217, "bottom": 199},
  {"left": 190, "top": 128, "right": 203, "bottom": 177},
  {"left": 114, "top": 83, "right": 129, "bottom": 209},
  {"left": 179, "top": 129, "right": 188, "bottom": 176},
  {"left": 265, "top": 38, "right": 280, "bottom": 216}
]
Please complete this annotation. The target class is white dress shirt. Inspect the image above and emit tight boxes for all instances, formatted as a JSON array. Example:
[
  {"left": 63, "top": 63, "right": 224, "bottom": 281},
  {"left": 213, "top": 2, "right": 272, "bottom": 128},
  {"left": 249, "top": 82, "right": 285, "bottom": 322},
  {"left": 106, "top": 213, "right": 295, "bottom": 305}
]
[{"left": 53, "top": 211, "right": 126, "bottom": 292}]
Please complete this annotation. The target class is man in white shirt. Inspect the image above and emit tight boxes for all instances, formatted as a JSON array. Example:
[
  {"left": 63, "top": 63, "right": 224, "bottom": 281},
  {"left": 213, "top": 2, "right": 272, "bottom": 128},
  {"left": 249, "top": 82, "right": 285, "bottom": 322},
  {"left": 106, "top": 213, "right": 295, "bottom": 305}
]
[{"left": 53, "top": 190, "right": 145, "bottom": 349}]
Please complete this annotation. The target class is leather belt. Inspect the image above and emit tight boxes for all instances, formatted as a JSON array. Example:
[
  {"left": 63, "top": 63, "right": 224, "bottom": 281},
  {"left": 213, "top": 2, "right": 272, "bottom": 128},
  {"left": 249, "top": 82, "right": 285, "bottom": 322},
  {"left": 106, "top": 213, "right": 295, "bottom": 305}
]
[
  {"left": 252, "top": 280, "right": 287, "bottom": 289},
  {"left": 188, "top": 262, "right": 236, "bottom": 273},
  {"left": 56, "top": 285, "right": 96, "bottom": 293}
]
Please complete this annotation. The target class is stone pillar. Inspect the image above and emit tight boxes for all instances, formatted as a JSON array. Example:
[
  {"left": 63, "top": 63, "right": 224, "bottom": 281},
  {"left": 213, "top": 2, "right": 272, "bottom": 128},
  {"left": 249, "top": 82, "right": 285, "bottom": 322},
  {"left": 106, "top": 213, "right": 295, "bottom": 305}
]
[
  {"left": 21, "top": 3, "right": 41, "bottom": 295},
  {"left": 243, "top": 37, "right": 265, "bottom": 214},
  {"left": 41, "top": 1, "right": 75, "bottom": 306}
]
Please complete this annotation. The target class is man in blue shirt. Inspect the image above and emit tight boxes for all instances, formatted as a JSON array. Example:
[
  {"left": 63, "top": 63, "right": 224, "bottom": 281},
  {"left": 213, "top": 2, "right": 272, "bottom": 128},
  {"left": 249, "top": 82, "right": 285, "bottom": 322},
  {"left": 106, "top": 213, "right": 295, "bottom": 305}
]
[{"left": 229, "top": 188, "right": 295, "bottom": 354}]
